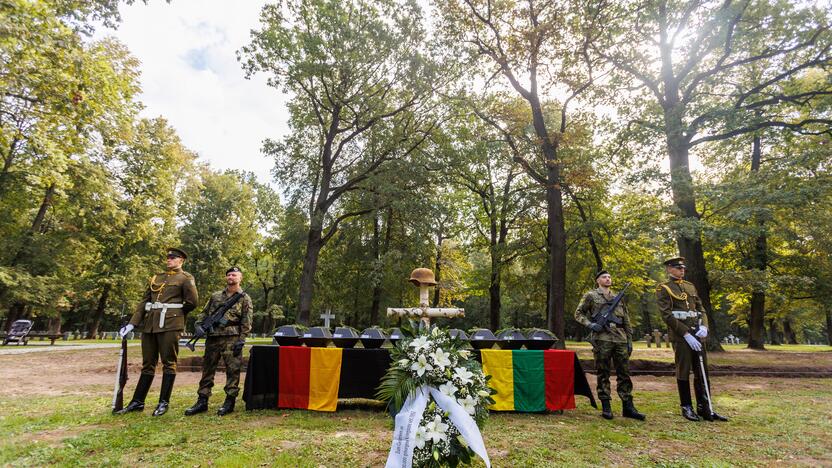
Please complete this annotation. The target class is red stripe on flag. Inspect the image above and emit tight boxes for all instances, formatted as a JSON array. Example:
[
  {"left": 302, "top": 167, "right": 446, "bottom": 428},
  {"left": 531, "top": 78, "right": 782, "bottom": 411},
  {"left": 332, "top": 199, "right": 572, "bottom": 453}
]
[
  {"left": 544, "top": 350, "right": 575, "bottom": 411},
  {"left": 278, "top": 346, "right": 311, "bottom": 409}
]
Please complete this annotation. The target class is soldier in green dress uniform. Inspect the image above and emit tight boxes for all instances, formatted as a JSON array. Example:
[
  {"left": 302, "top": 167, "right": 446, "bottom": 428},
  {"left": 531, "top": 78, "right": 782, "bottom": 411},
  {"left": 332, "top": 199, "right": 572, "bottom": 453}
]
[
  {"left": 116, "top": 248, "right": 198, "bottom": 416},
  {"left": 184, "top": 266, "right": 253, "bottom": 416},
  {"left": 656, "top": 257, "right": 728, "bottom": 422},
  {"left": 575, "top": 270, "right": 645, "bottom": 420}
]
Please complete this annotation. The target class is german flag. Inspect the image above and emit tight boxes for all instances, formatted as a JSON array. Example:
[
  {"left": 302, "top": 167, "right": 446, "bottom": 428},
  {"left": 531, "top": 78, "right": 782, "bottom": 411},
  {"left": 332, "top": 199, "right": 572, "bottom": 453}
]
[
  {"left": 278, "top": 346, "right": 343, "bottom": 411},
  {"left": 480, "top": 349, "right": 576, "bottom": 411}
]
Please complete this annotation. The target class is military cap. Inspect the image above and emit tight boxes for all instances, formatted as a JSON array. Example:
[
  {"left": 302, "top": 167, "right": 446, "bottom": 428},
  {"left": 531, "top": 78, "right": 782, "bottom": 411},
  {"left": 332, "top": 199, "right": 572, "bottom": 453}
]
[
  {"left": 663, "top": 257, "right": 686, "bottom": 267},
  {"left": 595, "top": 269, "right": 610, "bottom": 280},
  {"left": 226, "top": 266, "right": 242, "bottom": 275},
  {"left": 166, "top": 247, "right": 188, "bottom": 259}
]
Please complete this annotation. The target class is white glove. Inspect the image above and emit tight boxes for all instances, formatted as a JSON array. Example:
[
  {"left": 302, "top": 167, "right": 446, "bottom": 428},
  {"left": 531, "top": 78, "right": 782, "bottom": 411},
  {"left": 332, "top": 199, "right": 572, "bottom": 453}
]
[
  {"left": 119, "top": 324, "right": 134, "bottom": 338},
  {"left": 683, "top": 333, "right": 702, "bottom": 352},
  {"left": 695, "top": 326, "right": 708, "bottom": 338}
]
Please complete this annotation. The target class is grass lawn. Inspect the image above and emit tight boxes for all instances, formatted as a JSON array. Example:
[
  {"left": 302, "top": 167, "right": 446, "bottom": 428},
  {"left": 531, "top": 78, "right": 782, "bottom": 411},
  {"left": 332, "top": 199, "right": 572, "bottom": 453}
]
[{"left": 0, "top": 345, "right": 830, "bottom": 466}]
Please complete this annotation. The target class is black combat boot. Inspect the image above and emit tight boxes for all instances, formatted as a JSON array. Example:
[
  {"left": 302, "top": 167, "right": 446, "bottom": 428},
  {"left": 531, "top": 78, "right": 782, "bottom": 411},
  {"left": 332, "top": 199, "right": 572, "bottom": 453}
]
[
  {"left": 681, "top": 405, "right": 700, "bottom": 421},
  {"left": 115, "top": 373, "right": 153, "bottom": 414},
  {"left": 152, "top": 373, "right": 176, "bottom": 416},
  {"left": 184, "top": 396, "right": 209, "bottom": 416},
  {"left": 695, "top": 380, "right": 729, "bottom": 421},
  {"left": 217, "top": 396, "right": 235, "bottom": 416},
  {"left": 677, "top": 379, "right": 700, "bottom": 421},
  {"left": 697, "top": 402, "right": 729, "bottom": 422},
  {"left": 600, "top": 400, "right": 614, "bottom": 420},
  {"left": 622, "top": 399, "right": 646, "bottom": 421}
]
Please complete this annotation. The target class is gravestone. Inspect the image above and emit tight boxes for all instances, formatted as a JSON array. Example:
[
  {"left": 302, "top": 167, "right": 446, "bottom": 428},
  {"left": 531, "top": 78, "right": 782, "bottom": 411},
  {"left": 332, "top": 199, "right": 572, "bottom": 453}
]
[{"left": 652, "top": 329, "right": 663, "bottom": 348}]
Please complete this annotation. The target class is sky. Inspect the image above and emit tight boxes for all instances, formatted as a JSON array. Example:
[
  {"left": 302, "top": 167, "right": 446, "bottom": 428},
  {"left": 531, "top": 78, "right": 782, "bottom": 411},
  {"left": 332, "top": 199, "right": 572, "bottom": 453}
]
[{"left": 94, "top": 0, "right": 289, "bottom": 186}]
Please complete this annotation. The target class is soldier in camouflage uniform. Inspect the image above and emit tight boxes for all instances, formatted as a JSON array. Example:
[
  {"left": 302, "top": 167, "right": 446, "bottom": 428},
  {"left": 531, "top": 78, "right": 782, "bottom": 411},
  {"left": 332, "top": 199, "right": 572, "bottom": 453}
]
[
  {"left": 185, "top": 266, "right": 252, "bottom": 416},
  {"left": 117, "top": 247, "right": 199, "bottom": 416},
  {"left": 575, "top": 270, "right": 645, "bottom": 420},
  {"left": 657, "top": 257, "right": 728, "bottom": 422}
]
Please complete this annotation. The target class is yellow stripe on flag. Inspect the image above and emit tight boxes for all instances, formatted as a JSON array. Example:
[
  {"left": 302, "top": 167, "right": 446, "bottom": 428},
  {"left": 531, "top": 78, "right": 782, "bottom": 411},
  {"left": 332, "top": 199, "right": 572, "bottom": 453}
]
[
  {"left": 308, "top": 347, "right": 343, "bottom": 411},
  {"left": 481, "top": 349, "right": 514, "bottom": 410}
]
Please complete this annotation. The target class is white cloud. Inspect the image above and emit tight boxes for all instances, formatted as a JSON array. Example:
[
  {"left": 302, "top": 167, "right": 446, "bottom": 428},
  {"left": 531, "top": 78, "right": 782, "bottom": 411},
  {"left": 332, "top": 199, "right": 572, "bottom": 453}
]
[{"left": 94, "top": 0, "right": 290, "bottom": 187}]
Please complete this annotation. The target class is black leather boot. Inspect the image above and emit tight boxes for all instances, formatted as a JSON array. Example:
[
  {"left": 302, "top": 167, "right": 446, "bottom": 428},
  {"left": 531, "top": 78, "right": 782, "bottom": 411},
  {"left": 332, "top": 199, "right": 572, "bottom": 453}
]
[
  {"left": 698, "top": 403, "right": 729, "bottom": 421},
  {"left": 600, "top": 400, "right": 614, "bottom": 420},
  {"left": 622, "top": 399, "right": 646, "bottom": 421},
  {"left": 184, "top": 396, "right": 209, "bottom": 416},
  {"left": 152, "top": 373, "right": 176, "bottom": 416},
  {"left": 681, "top": 405, "right": 701, "bottom": 421},
  {"left": 115, "top": 373, "right": 153, "bottom": 415},
  {"left": 217, "top": 396, "right": 235, "bottom": 416}
]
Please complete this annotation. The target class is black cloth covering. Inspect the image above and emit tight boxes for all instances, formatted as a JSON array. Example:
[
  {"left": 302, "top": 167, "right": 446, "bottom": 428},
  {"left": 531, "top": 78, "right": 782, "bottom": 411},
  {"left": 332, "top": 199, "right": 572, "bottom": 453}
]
[{"left": 243, "top": 345, "right": 595, "bottom": 410}]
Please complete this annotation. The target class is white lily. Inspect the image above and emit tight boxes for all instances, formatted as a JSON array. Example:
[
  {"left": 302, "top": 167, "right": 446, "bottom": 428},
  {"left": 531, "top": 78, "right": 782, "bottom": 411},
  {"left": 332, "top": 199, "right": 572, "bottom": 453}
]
[
  {"left": 438, "top": 381, "right": 458, "bottom": 398},
  {"left": 458, "top": 349, "right": 471, "bottom": 359},
  {"left": 425, "top": 415, "right": 449, "bottom": 443},
  {"left": 409, "top": 336, "right": 430, "bottom": 352},
  {"left": 477, "top": 389, "right": 490, "bottom": 398},
  {"left": 431, "top": 348, "right": 452, "bottom": 370},
  {"left": 454, "top": 367, "right": 474, "bottom": 385},
  {"left": 415, "top": 425, "right": 428, "bottom": 449},
  {"left": 411, "top": 354, "right": 434, "bottom": 377},
  {"left": 458, "top": 396, "right": 477, "bottom": 415}
]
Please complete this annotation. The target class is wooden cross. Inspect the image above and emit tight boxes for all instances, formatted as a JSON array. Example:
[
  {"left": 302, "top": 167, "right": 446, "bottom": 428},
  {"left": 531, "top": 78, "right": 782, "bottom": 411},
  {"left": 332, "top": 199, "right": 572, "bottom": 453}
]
[
  {"left": 387, "top": 283, "right": 464, "bottom": 327},
  {"left": 320, "top": 309, "right": 335, "bottom": 329}
]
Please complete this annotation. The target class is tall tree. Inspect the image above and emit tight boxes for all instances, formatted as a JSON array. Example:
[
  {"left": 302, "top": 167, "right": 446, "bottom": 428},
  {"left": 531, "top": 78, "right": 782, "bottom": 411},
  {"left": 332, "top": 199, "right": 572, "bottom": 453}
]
[
  {"left": 438, "top": 0, "right": 606, "bottom": 341},
  {"left": 241, "top": 0, "right": 439, "bottom": 324},
  {"left": 596, "top": 0, "right": 832, "bottom": 348}
]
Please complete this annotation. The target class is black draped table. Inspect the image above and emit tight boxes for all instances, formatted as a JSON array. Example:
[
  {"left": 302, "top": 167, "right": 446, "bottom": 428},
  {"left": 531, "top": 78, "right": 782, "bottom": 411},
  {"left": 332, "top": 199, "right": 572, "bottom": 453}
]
[{"left": 242, "top": 345, "right": 596, "bottom": 412}]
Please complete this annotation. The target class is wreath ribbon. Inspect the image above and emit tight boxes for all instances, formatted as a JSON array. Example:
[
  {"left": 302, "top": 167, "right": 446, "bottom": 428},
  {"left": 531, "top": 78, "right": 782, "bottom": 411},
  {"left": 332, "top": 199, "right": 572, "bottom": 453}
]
[{"left": 385, "top": 386, "right": 491, "bottom": 468}]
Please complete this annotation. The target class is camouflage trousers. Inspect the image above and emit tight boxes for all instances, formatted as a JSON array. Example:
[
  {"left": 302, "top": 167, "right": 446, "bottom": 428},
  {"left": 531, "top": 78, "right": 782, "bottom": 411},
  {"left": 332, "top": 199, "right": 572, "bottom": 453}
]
[
  {"left": 592, "top": 340, "right": 633, "bottom": 402},
  {"left": 197, "top": 336, "right": 243, "bottom": 399}
]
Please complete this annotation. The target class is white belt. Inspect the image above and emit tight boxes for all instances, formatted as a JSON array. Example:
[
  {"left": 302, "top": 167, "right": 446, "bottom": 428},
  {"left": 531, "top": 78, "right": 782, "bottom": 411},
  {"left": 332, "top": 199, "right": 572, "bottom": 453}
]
[
  {"left": 671, "top": 310, "right": 700, "bottom": 319},
  {"left": 145, "top": 302, "right": 184, "bottom": 328}
]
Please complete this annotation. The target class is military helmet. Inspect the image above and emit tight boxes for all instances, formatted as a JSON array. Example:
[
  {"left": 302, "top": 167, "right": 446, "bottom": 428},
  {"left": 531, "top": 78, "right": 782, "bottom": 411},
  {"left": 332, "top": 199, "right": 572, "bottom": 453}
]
[{"left": 409, "top": 268, "right": 437, "bottom": 286}]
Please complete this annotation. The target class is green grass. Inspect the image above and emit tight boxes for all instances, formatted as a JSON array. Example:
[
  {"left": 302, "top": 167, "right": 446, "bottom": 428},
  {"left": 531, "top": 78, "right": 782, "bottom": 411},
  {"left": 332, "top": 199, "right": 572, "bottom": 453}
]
[{"left": 0, "top": 377, "right": 829, "bottom": 466}]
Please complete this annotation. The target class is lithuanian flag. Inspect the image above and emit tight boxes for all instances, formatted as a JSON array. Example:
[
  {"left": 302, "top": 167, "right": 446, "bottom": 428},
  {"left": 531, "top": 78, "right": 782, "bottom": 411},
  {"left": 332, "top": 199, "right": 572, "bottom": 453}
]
[
  {"left": 481, "top": 349, "right": 576, "bottom": 411},
  {"left": 278, "top": 346, "right": 343, "bottom": 411}
]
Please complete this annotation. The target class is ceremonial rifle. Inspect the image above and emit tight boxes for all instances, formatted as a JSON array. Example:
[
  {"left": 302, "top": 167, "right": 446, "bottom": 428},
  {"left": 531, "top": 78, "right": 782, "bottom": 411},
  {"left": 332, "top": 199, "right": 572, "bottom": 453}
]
[
  {"left": 112, "top": 313, "right": 129, "bottom": 413},
  {"left": 184, "top": 291, "right": 245, "bottom": 351},
  {"left": 591, "top": 282, "right": 631, "bottom": 330}
]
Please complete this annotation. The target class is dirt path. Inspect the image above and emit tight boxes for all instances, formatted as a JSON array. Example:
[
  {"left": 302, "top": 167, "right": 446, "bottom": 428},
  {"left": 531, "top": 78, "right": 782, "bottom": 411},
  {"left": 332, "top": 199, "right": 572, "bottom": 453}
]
[
  {"left": 0, "top": 343, "right": 138, "bottom": 355},
  {"left": 0, "top": 347, "right": 200, "bottom": 397},
  {"left": 2, "top": 346, "right": 828, "bottom": 400}
]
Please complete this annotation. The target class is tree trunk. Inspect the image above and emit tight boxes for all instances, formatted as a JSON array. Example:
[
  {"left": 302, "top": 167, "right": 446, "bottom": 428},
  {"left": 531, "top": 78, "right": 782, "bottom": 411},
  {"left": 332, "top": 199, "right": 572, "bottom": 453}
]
[
  {"left": 748, "top": 290, "right": 767, "bottom": 349},
  {"left": 370, "top": 211, "right": 383, "bottom": 324},
  {"left": 297, "top": 215, "right": 325, "bottom": 325},
  {"left": 665, "top": 130, "right": 723, "bottom": 351},
  {"left": 767, "top": 318, "right": 781, "bottom": 345},
  {"left": 747, "top": 134, "right": 767, "bottom": 350},
  {"left": 640, "top": 290, "right": 652, "bottom": 336},
  {"left": 782, "top": 318, "right": 798, "bottom": 345},
  {"left": 432, "top": 234, "right": 443, "bottom": 308},
  {"left": 262, "top": 287, "right": 273, "bottom": 334},
  {"left": 87, "top": 284, "right": 111, "bottom": 339},
  {"left": 489, "top": 252, "right": 501, "bottom": 331},
  {"left": 369, "top": 208, "right": 392, "bottom": 325},
  {"left": 825, "top": 308, "right": 832, "bottom": 346}
]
